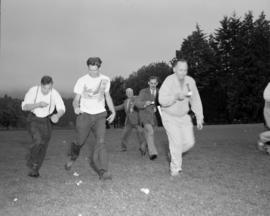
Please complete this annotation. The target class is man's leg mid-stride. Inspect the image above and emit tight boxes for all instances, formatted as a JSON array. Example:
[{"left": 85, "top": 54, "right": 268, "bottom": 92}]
[
  {"left": 27, "top": 118, "right": 52, "bottom": 177},
  {"left": 143, "top": 123, "right": 158, "bottom": 160},
  {"left": 91, "top": 112, "right": 112, "bottom": 180},
  {"left": 65, "top": 113, "right": 93, "bottom": 170},
  {"left": 120, "top": 123, "right": 133, "bottom": 151},
  {"left": 136, "top": 125, "right": 147, "bottom": 156}
]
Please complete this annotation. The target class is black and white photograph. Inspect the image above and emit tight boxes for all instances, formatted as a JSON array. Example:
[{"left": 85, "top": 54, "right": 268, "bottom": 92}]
[{"left": 0, "top": 0, "right": 270, "bottom": 215}]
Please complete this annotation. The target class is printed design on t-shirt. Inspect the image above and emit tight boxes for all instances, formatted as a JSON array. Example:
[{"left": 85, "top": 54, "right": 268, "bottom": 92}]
[{"left": 81, "top": 79, "right": 108, "bottom": 100}]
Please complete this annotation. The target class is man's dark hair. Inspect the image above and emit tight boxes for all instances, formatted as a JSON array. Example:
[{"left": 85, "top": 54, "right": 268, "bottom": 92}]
[
  {"left": 86, "top": 57, "right": 102, "bottom": 68},
  {"left": 41, "top": 76, "right": 53, "bottom": 85},
  {"left": 148, "top": 76, "right": 159, "bottom": 82}
]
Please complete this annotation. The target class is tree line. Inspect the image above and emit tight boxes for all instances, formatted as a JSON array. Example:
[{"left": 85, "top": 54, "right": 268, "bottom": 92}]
[{"left": 0, "top": 11, "right": 269, "bottom": 129}]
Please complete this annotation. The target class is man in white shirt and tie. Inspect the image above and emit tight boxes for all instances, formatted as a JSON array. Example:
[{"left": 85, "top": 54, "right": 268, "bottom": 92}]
[
  {"left": 135, "top": 76, "right": 159, "bottom": 160},
  {"left": 21, "top": 76, "right": 66, "bottom": 177}
]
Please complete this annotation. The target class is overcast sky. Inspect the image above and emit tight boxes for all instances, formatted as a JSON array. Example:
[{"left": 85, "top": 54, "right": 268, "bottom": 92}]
[{"left": 0, "top": 0, "right": 269, "bottom": 97}]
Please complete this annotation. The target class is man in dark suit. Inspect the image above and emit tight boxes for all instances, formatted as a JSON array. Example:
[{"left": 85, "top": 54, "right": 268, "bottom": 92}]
[
  {"left": 136, "top": 76, "right": 159, "bottom": 160},
  {"left": 115, "top": 88, "right": 146, "bottom": 154}
]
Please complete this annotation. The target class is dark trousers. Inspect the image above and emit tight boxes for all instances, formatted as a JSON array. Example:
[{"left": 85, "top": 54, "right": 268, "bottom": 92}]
[
  {"left": 26, "top": 113, "right": 52, "bottom": 171},
  {"left": 70, "top": 112, "right": 108, "bottom": 172},
  {"left": 121, "top": 123, "right": 146, "bottom": 150}
]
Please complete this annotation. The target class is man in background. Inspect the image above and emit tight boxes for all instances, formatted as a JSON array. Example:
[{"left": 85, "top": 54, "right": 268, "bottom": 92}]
[
  {"left": 135, "top": 76, "right": 159, "bottom": 160},
  {"left": 115, "top": 88, "right": 146, "bottom": 155}
]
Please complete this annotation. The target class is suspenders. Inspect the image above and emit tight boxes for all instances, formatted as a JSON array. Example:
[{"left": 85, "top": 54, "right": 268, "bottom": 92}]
[
  {"left": 33, "top": 86, "right": 39, "bottom": 104},
  {"left": 34, "top": 85, "right": 52, "bottom": 116}
]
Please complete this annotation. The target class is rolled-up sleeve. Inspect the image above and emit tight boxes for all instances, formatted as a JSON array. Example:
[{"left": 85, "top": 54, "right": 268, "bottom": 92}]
[
  {"left": 21, "top": 86, "right": 36, "bottom": 110},
  {"left": 74, "top": 79, "right": 83, "bottom": 95},
  {"left": 159, "top": 77, "right": 176, "bottom": 107},
  {"left": 53, "top": 90, "right": 66, "bottom": 113}
]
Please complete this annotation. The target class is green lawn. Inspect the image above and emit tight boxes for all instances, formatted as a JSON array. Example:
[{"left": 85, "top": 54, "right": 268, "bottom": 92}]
[{"left": 0, "top": 124, "right": 269, "bottom": 216}]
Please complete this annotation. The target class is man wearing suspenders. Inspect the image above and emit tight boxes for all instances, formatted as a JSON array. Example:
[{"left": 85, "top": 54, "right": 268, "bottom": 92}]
[{"left": 22, "top": 76, "right": 66, "bottom": 177}]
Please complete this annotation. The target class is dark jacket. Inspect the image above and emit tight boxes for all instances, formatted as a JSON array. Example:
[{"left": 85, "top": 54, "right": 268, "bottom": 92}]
[
  {"left": 115, "top": 96, "right": 140, "bottom": 126},
  {"left": 135, "top": 88, "right": 159, "bottom": 126}
]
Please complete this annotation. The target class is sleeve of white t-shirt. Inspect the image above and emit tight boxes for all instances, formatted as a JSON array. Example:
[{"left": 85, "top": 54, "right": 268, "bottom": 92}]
[
  {"left": 105, "top": 78, "right": 111, "bottom": 93},
  {"left": 21, "top": 86, "right": 38, "bottom": 110},
  {"left": 74, "top": 78, "right": 84, "bottom": 95},
  {"left": 53, "top": 89, "right": 66, "bottom": 113}
]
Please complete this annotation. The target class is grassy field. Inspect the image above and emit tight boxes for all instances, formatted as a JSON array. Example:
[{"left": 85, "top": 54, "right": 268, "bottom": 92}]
[{"left": 0, "top": 124, "right": 269, "bottom": 216}]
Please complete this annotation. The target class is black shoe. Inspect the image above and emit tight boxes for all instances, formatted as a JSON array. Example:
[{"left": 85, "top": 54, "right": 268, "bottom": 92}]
[
  {"left": 89, "top": 160, "right": 99, "bottom": 174},
  {"left": 120, "top": 148, "right": 127, "bottom": 152},
  {"left": 98, "top": 169, "right": 112, "bottom": 181},
  {"left": 28, "top": 163, "right": 40, "bottom": 177},
  {"left": 64, "top": 160, "right": 73, "bottom": 171},
  {"left": 120, "top": 144, "right": 127, "bottom": 152},
  {"left": 28, "top": 171, "right": 40, "bottom": 178},
  {"left": 28, "top": 168, "right": 40, "bottom": 178},
  {"left": 149, "top": 154, "right": 157, "bottom": 160}
]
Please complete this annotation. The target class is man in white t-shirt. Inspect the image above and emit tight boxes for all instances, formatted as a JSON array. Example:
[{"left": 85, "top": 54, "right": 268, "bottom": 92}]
[
  {"left": 65, "top": 57, "right": 116, "bottom": 180},
  {"left": 22, "top": 76, "right": 66, "bottom": 177}
]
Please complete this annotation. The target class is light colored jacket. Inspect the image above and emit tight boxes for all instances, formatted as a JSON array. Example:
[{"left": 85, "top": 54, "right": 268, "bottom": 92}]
[
  {"left": 263, "top": 83, "right": 270, "bottom": 128},
  {"left": 158, "top": 74, "right": 203, "bottom": 124}
]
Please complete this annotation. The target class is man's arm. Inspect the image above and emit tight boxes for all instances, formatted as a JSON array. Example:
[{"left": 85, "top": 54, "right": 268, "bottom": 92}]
[
  {"left": 53, "top": 90, "right": 66, "bottom": 119},
  {"left": 159, "top": 77, "right": 181, "bottom": 107},
  {"left": 22, "top": 102, "right": 49, "bottom": 111},
  {"left": 115, "top": 103, "right": 124, "bottom": 111},
  {"left": 263, "top": 83, "right": 270, "bottom": 101},
  {"left": 22, "top": 87, "right": 49, "bottom": 111},
  {"left": 105, "top": 92, "right": 116, "bottom": 123},
  {"left": 73, "top": 93, "right": 82, "bottom": 115},
  {"left": 135, "top": 89, "right": 153, "bottom": 109},
  {"left": 189, "top": 80, "right": 204, "bottom": 130}
]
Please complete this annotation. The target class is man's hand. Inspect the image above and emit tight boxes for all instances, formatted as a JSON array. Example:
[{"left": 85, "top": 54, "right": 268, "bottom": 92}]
[
  {"left": 197, "top": 121, "right": 203, "bottom": 130},
  {"left": 50, "top": 114, "right": 59, "bottom": 124},
  {"left": 106, "top": 112, "right": 116, "bottom": 124},
  {"left": 144, "top": 101, "right": 154, "bottom": 107},
  {"left": 38, "top": 101, "right": 49, "bottom": 108},
  {"left": 74, "top": 107, "right": 81, "bottom": 115}
]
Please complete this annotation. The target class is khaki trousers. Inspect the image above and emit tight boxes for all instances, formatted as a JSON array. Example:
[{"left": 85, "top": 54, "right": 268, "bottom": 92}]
[
  {"left": 143, "top": 123, "right": 158, "bottom": 156},
  {"left": 161, "top": 113, "right": 194, "bottom": 172}
]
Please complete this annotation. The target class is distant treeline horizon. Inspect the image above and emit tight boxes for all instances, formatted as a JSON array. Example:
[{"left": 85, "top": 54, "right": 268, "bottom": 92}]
[{"left": 0, "top": 11, "right": 269, "bottom": 129}]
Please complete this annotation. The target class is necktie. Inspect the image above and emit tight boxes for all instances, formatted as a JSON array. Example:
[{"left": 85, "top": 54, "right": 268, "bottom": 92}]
[{"left": 127, "top": 99, "right": 133, "bottom": 113}]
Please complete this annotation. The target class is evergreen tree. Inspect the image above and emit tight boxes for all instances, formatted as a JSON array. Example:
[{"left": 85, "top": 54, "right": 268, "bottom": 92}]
[
  {"left": 178, "top": 25, "right": 222, "bottom": 123},
  {"left": 210, "top": 11, "right": 270, "bottom": 123}
]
